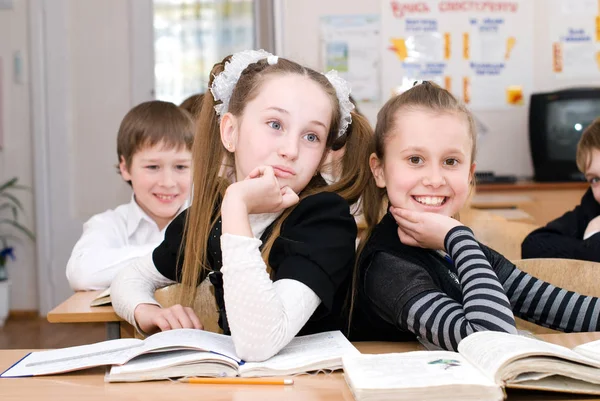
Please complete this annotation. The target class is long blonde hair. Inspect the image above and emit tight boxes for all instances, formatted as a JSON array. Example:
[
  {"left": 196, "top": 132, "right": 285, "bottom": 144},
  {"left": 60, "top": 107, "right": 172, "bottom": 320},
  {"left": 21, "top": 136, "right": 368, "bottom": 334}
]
[{"left": 178, "top": 55, "right": 373, "bottom": 306}]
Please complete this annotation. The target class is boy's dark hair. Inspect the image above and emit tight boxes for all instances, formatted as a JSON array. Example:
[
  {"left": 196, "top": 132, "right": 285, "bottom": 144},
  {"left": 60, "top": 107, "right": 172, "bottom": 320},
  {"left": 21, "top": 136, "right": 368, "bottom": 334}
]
[
  {"left": 116, "top": 100, "right": 195, "bottom": 183},
  {"left": 576, "top": 117, "right": 600, "bottom": 173},
  {"left": 179, "top": 93, "right": 205, "bottom": 117}
]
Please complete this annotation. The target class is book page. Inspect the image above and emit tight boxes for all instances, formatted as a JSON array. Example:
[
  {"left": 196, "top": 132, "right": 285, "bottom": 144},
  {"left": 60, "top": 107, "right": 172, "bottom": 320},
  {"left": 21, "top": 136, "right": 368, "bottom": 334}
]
[
  {"left": 342, "top": 351, "right": 497, "bottom": 390},
  {"left": 1, "top": 338, "right": 143, "bottom": 377},
  {"left": 140, "top": 329, "right": 240, "bottom": 363},
  {"left": 573, "top": 339, "right": 600, "bottom": 362},
  {"left": 107, "top": 349, "right": 239, "bottom": 380},
  {"left": 458, "top": 331, "right": 600, "bottom": 383},
  {"left": 90, "top": 288, "right": 111, "bottom": 307},
  {"left": 239, "top": 331, "right": 359, "bottom": 376}
]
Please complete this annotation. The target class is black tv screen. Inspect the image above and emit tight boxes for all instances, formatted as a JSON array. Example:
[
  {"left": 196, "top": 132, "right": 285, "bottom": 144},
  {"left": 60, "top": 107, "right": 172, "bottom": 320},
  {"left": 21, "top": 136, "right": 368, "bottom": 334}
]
[{"left": 529, "top": 88, "right": 600, "bottom": 182}]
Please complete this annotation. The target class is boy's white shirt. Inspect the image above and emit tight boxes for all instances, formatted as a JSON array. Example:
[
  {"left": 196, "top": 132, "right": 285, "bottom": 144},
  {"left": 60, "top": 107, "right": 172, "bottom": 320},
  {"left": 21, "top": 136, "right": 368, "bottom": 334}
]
[
  {"left": 66, "top": 194, "right": 190, "bottom": 291},
  {"left": 111, "top": 211, "right": 322, "bottom": 362}
]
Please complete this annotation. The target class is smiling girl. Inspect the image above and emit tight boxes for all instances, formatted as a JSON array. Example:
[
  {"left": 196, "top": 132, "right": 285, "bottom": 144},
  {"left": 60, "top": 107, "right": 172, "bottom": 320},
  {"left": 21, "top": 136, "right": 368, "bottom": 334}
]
[{"left": 350, "top": 82, "right": 600, "bottom": 351}]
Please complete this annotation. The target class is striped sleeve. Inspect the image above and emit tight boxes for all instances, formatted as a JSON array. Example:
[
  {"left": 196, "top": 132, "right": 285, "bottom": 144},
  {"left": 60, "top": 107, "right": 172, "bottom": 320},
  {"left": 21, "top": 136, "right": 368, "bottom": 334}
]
[
  {"left": 399, "top": 226, "right": 518, "bottom": 351},
  {"left": 502, "top": 268, "right": 600, "bottom": 332}
]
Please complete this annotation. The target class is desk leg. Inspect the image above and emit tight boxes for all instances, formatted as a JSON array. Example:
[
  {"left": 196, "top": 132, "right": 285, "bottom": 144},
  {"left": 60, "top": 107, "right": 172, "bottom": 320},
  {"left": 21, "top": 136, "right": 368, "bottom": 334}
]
[{"left": 106, "top": 322, "right": 121, "bottom": 340}]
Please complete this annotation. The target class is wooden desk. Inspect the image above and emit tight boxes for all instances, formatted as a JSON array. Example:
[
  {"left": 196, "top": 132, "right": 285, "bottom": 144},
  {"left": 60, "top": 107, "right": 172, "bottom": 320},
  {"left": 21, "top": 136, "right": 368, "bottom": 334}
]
[
  {"left": 2, "top": 333, "right": 600, "bottom": 400},
  {"left": 474, "top": 181, "right": 588, "bottom": 226},
  {"left": 47, "top": 291, "right": 124, "bottom": 340}
]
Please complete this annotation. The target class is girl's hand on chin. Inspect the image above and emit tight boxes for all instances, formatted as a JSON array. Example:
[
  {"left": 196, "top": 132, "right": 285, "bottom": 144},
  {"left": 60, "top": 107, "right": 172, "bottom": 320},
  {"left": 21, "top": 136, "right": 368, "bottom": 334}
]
[
  {"left": 389, "top": 206, "right": 463, "bottom": 250},
  {"left": 226, "top": 165, "right": 299, "bottom": 214}
]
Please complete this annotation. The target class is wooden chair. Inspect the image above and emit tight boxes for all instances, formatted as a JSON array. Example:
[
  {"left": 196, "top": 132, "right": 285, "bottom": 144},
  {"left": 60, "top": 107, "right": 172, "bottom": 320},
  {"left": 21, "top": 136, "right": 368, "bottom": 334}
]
[
  {"left": 154, "top": 276, "right": 222, "bottom": 334},
  {"left": 512, "top": 258, "right": 600, "bottom": 334},
  {"left": 459, "top": 208, "right": 539, "bottom": 260}
]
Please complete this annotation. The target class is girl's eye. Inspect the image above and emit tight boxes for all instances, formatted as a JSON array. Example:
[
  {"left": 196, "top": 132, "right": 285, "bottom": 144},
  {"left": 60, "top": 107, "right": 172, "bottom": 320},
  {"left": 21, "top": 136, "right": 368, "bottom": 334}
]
[
  {"left": 305, "top": 133, "right": 319, "bottom": 143},
  {"left": 146, "top": 165, "right": 159, "bottom": 170},
  {"left": 176, "top": 165, "right": 189, "bottom": 171},
  {"left": 409, "top": 156, "right": 423, "bottom": 165},
  {"left": 268, "top": 121, "right": 282, "bottom": 130},
  {"left": 590, "top": 177, "right": 600, "bottom": 185},
  {"left": 444, "top": 158, "right": 459, "bottom": 166}
]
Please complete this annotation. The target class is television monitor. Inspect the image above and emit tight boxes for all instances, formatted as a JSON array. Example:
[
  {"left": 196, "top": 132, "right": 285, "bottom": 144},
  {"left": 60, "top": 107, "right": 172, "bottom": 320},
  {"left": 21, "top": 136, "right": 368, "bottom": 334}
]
[{"left": 529, "top": 87, "right": 600, "bottom": 182}]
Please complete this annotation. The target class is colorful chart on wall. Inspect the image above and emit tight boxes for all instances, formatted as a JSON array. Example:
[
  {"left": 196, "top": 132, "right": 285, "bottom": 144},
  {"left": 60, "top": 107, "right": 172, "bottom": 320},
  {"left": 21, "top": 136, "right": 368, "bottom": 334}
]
[
  {"left": 381, "top": 0, "right": 534, "bottom": 110},
  {"left": 549, "top": 0, "right": 600, "bottom": 79},
  {"left": 320, "top": 15, "right": 381, "bottom": 103}
]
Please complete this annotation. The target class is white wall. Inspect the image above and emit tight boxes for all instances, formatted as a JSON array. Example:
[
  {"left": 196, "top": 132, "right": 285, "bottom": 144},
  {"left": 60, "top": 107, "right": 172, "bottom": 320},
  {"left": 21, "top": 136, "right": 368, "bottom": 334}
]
[
  {"left": 69, "top": 0, "right": 133, "bottom": 218},
  {"left": 0, "top": 0, "right": 38, "bottom": 311},
  {"left": 280, "top": 0, "right": 599, "bottom": 177}
]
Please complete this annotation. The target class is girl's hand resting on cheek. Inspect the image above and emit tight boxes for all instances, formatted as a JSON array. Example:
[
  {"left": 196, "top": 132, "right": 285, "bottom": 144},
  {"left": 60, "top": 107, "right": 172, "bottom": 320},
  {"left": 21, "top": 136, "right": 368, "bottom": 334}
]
[
  {"left": 389, "top": 206, "right": 464, "bottom": 250},
  {"left": 134, "top": 303, "right": 203, "bottom": 335},
  {"left": 225, "top": 165, "right": 299, "bottom": 214}
]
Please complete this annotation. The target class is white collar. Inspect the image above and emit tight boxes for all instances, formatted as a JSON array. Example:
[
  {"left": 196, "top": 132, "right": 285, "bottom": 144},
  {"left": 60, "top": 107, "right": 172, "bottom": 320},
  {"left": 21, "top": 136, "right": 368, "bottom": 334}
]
[
  {"left": 126, "top": 194, "right": 190, "bottom": 236},
  {"left": 248, "top": 211, "right": 283, "bottom": 239}
]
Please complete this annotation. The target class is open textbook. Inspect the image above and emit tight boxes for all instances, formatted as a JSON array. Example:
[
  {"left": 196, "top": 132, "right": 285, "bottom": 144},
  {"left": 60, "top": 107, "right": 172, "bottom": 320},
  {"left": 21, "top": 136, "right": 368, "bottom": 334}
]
[
  {"left": 343, "top": 331, "right": 600, "bottom": 401},
  {"left": 89, "top": 288, "right": 111, "bottom": 307},
  {"left": 1, "top": 329, "right": 358, "bottom": 382}
]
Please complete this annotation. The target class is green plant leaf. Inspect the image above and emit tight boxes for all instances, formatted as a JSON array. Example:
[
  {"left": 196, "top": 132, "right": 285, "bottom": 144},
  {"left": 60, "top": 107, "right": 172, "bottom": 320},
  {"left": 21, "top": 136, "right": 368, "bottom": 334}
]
[
  {"left": 0, "top": 219, "right": 35, "bottom": 241},
  {"left": 0, "top": 177, "right": 18, "bottom": 192},
  {"left": 0, "top": 203, "right": 18, "bottom": 220},
  {"left": 0, "top": 192, "right": 26, "bottom": 215}
]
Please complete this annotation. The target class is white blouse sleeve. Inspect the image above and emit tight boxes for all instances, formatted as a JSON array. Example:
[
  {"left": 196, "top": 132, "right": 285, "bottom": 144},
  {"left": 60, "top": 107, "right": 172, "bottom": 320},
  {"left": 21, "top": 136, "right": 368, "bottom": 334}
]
[
  {"left": 110, "top": 253, "right": 175, "bottom": 332},
  {"left": 220, "top": 233, "right": 321, "bottom": 362}
]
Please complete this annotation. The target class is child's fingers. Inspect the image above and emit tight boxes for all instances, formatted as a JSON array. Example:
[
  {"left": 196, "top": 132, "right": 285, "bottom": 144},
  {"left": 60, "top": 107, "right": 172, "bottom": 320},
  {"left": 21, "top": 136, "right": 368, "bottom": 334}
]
[
  {"left": 185, "top": 308, "right": 203, "bottom": 330},
  {"left": 280, "top": 186, "right": 299, "bottom": 209},
  {"left": 247, "top": 165, "right": 275, "bottom": 180},
  {"left": 246, "top": 166, "right": 264, "bottom": 179},
  {"left": 390, "top": 206, "right": 420, "bottom": 224},
  {"left": 397, "top": 227, "right": 419, "bottom": 247},
  {"left": 390, "top": 211, "right": 420, "bottom": 233},
  {"left": 154, "top": 315, "right": 172, "bottom": 332}
]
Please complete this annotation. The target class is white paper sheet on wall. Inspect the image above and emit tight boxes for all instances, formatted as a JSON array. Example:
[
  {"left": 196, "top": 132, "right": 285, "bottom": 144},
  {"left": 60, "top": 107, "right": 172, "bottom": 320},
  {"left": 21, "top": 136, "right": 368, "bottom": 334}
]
[
  {"left": 381, "top": 0, "right": 534, "bottom": 110},
  {"left": 549, "top": 0, "right": 600, "bottom": 79},
  {"left": 320, "top": 14, "right": 381, "bottom": 103}
]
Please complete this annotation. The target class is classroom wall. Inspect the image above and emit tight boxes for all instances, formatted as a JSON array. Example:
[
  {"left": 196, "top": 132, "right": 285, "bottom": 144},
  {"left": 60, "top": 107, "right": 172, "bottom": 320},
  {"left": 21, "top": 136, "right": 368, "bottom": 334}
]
[
  {"left": 69, "top": 0, "right": 133, "bottom": 218},
  {"left": 280, "top": 0, "right": 597, "bottom": 177},
  {"left": 0, "top": 0, "right": 38, "bottom": 311}
]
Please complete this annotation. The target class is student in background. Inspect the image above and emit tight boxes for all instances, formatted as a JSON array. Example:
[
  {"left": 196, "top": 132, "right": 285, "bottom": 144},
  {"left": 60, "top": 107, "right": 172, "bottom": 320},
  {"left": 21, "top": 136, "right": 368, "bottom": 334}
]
[
  {"left": 350, "top": 82, "right": 600, "bottom": 351},
  {"left": 522, "top": 118, "right": 600, "bottom": 262},
  {"left": 111, "top": 50, "right": 372, "bottom": 361},
  {"left": 179, "top": 93, "right": 205, "bottom": 118},
  {"left": 66, "top": 101, "right": 194, "bottom": 291}
]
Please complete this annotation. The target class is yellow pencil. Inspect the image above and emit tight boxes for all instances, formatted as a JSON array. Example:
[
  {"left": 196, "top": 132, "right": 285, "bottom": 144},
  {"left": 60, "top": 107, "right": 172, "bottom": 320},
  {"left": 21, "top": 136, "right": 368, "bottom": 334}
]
[{"left": 180, "top": 377, "right": 294, "bottom": 385}]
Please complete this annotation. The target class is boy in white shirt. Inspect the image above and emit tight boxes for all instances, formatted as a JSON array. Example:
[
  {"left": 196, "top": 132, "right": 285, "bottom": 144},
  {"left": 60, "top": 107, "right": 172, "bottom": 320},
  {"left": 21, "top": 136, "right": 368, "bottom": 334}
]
[{"left": 66, "top": 100, "right": 194, "bottom": 290}]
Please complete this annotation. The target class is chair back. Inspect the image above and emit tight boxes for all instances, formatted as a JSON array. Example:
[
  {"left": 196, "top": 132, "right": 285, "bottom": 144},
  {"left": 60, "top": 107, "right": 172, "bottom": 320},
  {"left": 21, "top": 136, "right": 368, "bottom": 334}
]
[{"left": 460, "top": 208, "right": 539, "bottom": 260}]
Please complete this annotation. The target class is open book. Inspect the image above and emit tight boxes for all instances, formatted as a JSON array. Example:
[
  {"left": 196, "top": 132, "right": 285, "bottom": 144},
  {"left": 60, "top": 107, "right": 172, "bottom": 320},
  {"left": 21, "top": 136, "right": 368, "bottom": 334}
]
[
  {"left": 343, "top": 331, "right": 600, "bottom": 401},
  {"left": 1, "top": 329, "right": 358, "bottom": 382},
  {"left": 90, "top": 288, "right": 111, "bottom": 307}
]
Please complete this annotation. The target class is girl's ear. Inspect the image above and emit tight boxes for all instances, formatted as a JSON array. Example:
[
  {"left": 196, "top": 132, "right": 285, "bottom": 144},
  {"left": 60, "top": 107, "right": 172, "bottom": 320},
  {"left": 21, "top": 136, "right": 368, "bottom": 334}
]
[
  {"left": 469, "top": 162, "right": 477, "bottom": 185},
  {"left": 119, "top": 155, "right": 132, "bottom": 181},
  {"left": 369, "top": 153, "right": 387, "bottom": 188},
  {"left": 220, "top": 112, "right": 238, "bottom": 152}
]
